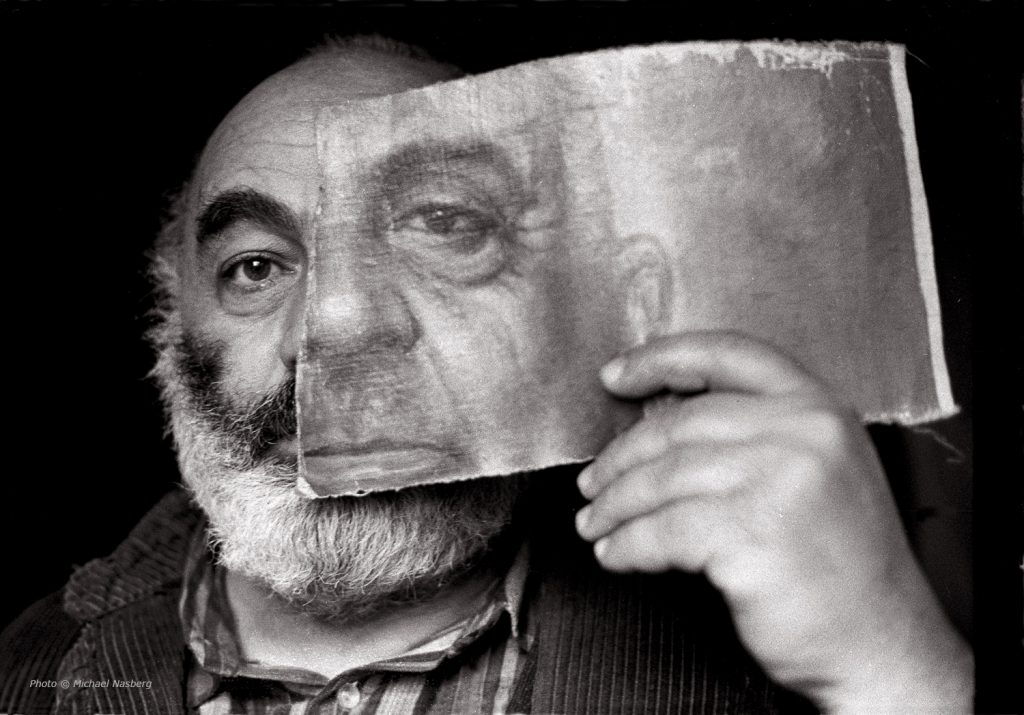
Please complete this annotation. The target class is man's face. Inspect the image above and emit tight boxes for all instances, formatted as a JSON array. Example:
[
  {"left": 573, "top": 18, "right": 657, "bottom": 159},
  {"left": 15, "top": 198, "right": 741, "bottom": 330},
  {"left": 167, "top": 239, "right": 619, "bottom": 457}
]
[
  {"left": 156, "top": 50, "right": 530, "bottom": 619},
  {"left": 180, "top": 51, "right": 629, "bottom": 498}
]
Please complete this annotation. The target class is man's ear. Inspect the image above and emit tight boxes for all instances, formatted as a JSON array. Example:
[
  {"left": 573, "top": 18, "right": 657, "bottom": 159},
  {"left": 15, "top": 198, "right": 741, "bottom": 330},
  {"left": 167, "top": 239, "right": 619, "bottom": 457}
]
[{"left": 617, "top": 233, "right": 673, "bottom": 346}]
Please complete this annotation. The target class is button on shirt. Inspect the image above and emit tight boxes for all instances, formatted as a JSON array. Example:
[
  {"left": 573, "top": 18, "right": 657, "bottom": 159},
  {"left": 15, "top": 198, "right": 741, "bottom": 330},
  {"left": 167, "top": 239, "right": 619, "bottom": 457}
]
[{"left": 179, "top": 529, "right": 533, "bottom": 715}]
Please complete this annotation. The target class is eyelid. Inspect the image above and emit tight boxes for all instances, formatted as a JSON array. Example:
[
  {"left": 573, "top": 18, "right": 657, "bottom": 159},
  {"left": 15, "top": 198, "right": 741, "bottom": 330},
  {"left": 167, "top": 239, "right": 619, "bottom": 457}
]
[
  {"left": 219, "top": 250, "right": 297, "bottom": 279},
  {"left": 204, "top": 230, "right": 304, "bottom": 287},
  {"left": 391, "top": 201, "right": 500, "bottom": 231},
  {"left": 388, "top": 195, "right": 505, "bottom": 241},
  {"left": 200, "top": 220, "right": 306, "bottom": 262}
]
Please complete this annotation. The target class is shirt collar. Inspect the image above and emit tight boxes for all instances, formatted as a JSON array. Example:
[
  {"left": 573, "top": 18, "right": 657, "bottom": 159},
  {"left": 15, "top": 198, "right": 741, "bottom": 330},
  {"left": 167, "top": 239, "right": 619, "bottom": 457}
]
[{"left": 179, "top": 522, "right": 532, "bottom": 708}]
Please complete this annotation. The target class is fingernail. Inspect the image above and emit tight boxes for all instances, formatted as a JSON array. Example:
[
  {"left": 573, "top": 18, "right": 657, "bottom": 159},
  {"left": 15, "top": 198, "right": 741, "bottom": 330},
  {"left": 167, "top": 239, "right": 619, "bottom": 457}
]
[
  {"left": 577, "top": 465, "right": 594, "bottom": 496},
  {"left": 575, "top": 506, "right": 592, "bottom": 536},
  {"left": 594, "top": 538, "right": 609, "bottom": 561},
  {"left": 600, "top": 358, "right": 624, "bottom": 385}
]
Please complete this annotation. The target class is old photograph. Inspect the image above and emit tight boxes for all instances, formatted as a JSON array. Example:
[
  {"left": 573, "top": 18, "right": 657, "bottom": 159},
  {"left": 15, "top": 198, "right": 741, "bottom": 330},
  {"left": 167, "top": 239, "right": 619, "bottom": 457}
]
[{"left": 1, "top": 2, "right": 1020, "bottom": 713}]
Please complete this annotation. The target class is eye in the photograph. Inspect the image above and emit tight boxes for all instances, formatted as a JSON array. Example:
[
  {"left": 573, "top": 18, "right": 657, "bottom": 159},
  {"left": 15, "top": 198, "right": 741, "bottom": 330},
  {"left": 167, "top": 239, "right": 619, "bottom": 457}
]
[
  {"left": 397, "top": 202, "right": 500, "bottom": 251},
  {"left": 387, "top": 198, "right": 510, "bottom": 284},
  {"left": 372, "top": 141, "right": 527, "bottom": 286}
]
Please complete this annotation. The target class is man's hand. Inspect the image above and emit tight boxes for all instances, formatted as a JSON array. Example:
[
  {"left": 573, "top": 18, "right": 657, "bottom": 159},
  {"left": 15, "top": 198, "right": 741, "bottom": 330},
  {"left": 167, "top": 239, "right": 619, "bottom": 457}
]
[{"left": 575, "top": 332, "right": 972, "bottom": 712}]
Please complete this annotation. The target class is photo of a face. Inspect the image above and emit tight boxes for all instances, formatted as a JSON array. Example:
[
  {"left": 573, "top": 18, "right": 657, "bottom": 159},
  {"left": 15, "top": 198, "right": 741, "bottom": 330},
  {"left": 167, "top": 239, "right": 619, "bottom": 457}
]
[
  {"left": 299, "top": 116, "right": 642, "bottom": 496},
  {"left": 298, "top": 41, "right": 956, "bottom": 497}
]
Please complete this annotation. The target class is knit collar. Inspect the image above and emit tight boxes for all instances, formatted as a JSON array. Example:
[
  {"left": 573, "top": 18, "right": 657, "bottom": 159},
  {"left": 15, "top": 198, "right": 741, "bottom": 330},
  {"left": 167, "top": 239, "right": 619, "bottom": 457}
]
[{"left": 63, "top": 487, "right": 202, "bottom": 622}]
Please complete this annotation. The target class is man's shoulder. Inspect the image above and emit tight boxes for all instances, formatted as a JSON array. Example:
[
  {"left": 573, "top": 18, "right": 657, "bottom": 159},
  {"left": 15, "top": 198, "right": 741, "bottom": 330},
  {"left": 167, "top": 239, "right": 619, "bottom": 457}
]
[
  {"left": 3, "top": 487, "right": 201, "bottom": 627},
  {"left": 62, "top": 487, "right": 202, "bottom": 621},
  {"left": 0, "top": 590, "right": 80, "bottom": 712},
  {"left": 0, "top": 489, "right": 202, "bottom": 712}
]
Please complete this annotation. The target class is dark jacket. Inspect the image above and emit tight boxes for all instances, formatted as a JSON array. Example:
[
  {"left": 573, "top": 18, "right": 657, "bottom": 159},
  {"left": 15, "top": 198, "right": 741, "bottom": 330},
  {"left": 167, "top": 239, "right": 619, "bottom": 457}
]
[{"left": 0, "top": 489, "right": 813, "bottom": 714}]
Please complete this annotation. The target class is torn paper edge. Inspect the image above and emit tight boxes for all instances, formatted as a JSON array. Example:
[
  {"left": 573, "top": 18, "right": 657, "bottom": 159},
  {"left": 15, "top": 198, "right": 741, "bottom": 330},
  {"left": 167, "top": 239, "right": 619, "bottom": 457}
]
[
  {"left": 630, "top": 40, "right": 854, "bottom": 77},
  {"left": 567, "top": 39, "right": 883, "bottom": 77},
  {"left": 297, "top": 456, "right": 596, "bottom": 498},
  {"left": 888, "top": 44, "right": 958, "bottom": 420}
]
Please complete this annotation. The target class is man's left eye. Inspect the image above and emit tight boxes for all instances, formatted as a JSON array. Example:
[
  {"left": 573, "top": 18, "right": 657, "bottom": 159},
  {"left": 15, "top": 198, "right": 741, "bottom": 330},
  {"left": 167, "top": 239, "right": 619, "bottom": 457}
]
[
  {"left": 217, "top": 253, "right": 299, "bottom": 316},
  {"left": 222, "top": 255, "right": 286, "bottom": 288}
]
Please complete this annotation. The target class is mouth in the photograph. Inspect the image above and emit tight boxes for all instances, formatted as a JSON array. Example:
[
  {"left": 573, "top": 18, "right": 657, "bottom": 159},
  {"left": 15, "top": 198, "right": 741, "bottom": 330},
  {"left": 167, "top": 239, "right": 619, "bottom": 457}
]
[{"left": 301, "top": 438, "right": 455, "bottom": 479}]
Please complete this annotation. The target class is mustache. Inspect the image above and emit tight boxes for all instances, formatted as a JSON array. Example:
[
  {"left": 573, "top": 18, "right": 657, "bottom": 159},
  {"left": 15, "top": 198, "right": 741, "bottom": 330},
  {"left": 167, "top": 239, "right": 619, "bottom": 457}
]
[{"left": 175, "top": 333, "right": 296, "bottom": 463}]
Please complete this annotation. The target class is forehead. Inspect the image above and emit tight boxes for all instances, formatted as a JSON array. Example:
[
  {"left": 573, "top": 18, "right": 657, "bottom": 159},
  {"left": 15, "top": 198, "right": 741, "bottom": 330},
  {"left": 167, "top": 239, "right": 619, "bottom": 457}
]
[{"left": 192, "top": 51, "right": 455, "bottom": 223}]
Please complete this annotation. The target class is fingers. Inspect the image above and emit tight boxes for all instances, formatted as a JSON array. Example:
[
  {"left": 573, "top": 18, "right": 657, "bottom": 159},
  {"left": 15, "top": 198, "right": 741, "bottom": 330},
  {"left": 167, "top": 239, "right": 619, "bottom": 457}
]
[
  {"left": 576, "top": 443, "right": 749, "bottom": 542},
  {"left": 592, "top": 499, "right": 716, "bottom": 574},
  {"left": 578, "top": 392, "right": 774, "bottom": 498},
  {"left": 601, "top": 330, "right": 825, "bottom": 401}
]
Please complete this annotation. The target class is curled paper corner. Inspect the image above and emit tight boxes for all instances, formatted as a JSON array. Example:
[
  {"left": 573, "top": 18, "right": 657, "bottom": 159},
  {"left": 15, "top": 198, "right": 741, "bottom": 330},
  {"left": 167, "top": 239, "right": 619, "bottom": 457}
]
[{"left": 296, "top": 455, "right": 596, "bottom": 499}]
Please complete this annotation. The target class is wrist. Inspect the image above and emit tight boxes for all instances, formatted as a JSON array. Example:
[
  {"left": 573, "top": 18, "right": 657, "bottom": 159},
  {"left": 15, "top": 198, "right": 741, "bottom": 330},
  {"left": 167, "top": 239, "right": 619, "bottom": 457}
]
[{"left": 822, "top": 596, "right": 974, "bottom": 713}]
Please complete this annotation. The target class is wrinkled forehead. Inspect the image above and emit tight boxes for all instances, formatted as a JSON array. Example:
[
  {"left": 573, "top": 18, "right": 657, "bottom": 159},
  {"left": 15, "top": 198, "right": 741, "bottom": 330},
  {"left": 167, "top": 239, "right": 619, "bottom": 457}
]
[{"left": 191, "top": 51, "right": 457, "bottom": 224}]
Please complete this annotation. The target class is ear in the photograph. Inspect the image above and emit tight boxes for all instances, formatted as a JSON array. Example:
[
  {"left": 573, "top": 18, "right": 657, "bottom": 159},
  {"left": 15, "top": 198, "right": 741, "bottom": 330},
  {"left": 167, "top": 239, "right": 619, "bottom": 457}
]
[{"left": 617, "top": 232, "right": 673, "bottom": 347}]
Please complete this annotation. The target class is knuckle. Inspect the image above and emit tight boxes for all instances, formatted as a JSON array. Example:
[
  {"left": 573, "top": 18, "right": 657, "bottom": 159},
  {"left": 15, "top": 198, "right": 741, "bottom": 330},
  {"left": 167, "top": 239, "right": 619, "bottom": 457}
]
[
  {"left": 716, "top": 447, "right": 762, "bottom": 490},
  {"left": 783, "top": 447, "right": 828, "bottom": 482},
  {"left": 661, "top": 502, "right": 706, "bottom": 572},
  {"left": 666, "top": 404, "right": 717, "bottom": 441},
  {"left": 652, "top": 456, "right": 682, "bottom": 494},
  {"left": 659, "top": 504, "right": 688, "bottom": 550},
  {"left": 626, "top": 345, "right": 657, "bottom": 375},
  {"left": 713, "top": 329, "right": 750, "bottom": 350},
  {"left": 804, "top": 407, "right": 850, "bottom": 445},
  {"left": 646, "top": 419, "right": 675, "bottom": 455}
]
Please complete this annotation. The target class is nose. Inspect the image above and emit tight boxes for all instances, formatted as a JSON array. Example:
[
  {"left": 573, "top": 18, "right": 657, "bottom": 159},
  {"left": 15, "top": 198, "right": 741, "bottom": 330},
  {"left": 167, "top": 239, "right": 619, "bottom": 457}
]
[{"left": 303, "top": 240, "right": 421, "bottom": 363}]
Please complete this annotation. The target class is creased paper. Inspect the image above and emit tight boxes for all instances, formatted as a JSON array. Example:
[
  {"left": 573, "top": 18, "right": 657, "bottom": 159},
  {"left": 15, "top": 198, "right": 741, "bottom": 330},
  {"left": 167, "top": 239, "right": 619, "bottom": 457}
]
[{"left": 297, "top": 41, "right": 955, "bottom": 497}]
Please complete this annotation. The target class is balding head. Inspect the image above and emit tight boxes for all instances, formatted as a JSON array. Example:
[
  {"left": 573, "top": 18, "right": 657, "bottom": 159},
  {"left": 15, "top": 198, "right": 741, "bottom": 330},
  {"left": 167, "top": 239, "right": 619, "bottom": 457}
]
[
  {"left": 150, "top": 40, "right": 459, "bottom": 312},
  {"left": 193, "top": 43, "right": 460, "bottom": 244},
  {"left": 149, "top": 42, "right": 460, "bottom": 403}
]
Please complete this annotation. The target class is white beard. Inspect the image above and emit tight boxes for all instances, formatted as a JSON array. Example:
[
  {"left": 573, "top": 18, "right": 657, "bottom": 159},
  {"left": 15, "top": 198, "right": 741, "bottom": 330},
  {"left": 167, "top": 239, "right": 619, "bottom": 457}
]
[{"left": 150, "top": 314, "right": 521, "bottom": 622}]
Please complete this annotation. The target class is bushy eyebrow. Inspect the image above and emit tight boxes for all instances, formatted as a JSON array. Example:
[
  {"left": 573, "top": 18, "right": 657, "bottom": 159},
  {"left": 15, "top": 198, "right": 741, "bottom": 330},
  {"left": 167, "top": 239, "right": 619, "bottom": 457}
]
[{"left": 195, "top": 188, "right": 300, "bottom": 244}]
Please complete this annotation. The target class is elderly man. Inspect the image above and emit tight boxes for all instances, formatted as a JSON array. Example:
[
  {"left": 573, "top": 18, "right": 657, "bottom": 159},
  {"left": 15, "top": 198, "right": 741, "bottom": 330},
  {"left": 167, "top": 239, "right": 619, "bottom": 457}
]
[{"left": 1, "top": 37, "right": 971, "bottom": 714}]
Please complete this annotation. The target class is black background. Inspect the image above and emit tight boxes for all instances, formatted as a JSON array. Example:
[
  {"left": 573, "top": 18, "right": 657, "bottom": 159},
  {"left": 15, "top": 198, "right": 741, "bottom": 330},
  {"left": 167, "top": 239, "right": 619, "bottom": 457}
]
[{"left": 1, "top": 1, "right": 1021, "bottom": 710}]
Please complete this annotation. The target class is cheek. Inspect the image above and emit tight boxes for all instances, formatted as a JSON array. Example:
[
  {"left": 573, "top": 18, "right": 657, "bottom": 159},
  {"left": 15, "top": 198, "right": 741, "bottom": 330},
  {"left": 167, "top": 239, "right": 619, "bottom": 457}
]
[
  {"left": 179, "top": 283, "right": 300, "bottom": 401},
  {"left": 414, "top": 278, "right": 573, "bottom": 401},
  {"left": 425, "top": 266, "right": 629, "bottom": 419},
  {"left": 407, "top": 279, "right": 625, "bottom": 464},
  {"left": 177, "top": 228, "right": 306, "bottom": 399},
  {"left": 218, "top": 324, "right": 294, "bottom": 397}
]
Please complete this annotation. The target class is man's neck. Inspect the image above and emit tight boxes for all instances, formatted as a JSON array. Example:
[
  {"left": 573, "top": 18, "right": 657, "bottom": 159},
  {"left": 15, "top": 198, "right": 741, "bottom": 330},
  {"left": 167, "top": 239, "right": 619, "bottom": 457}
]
[{"left": 224, "top": 565, "right": 500, "bottom": 678}]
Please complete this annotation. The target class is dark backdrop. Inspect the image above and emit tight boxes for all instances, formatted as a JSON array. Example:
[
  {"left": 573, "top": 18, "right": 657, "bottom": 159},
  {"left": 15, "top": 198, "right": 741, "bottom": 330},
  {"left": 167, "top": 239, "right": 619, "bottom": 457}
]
[{"left": 1, "top": 1, "right": 1020, "bottom": 710}]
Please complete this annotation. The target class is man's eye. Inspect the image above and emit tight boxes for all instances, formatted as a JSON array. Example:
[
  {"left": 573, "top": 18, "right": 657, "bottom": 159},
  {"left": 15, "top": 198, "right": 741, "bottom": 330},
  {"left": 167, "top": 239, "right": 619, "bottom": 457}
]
[
  {"left": 217, "top": 252, "right": 299, "bottom": 316},
  {"left": 222, "top": 255, "right": 285, "bottom": 288}
]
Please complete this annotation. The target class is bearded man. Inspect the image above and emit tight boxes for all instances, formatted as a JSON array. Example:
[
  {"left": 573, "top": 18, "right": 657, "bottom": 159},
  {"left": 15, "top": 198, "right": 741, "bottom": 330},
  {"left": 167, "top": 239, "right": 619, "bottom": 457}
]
[{"left": 0, "top": 37, "right": 971, "bottom": 714}]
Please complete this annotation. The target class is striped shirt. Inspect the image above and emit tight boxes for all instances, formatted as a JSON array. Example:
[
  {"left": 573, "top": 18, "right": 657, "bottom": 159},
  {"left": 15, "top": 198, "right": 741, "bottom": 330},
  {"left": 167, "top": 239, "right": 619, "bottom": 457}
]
[{"left": 179, "top": 529, "right": 533, "bottom": 715}]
